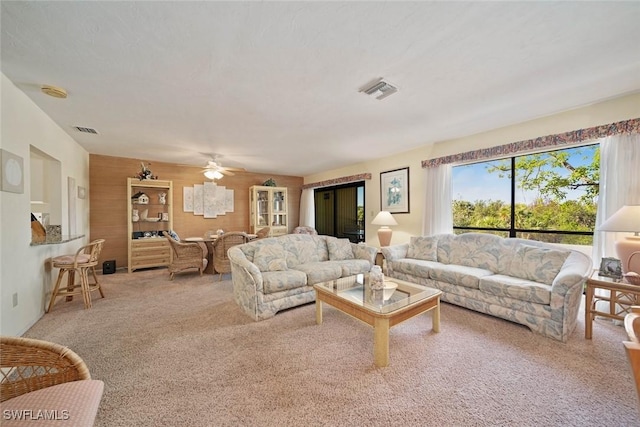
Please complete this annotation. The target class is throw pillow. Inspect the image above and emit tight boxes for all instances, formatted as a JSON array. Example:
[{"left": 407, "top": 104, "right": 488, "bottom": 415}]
[
  {"left": 327, "top": 238, "right": 355, "bottom": 261},
  {"left": 168, "top": 230, "right": 180, "bottom": 241},
  {"left": 508, "top": 244, "right": 570, "bottom": 284},
  {"left": 407, "top": 236, "right": 437, "bottom": 261},
  {"left": 253, "top": 243, "right": 288, "bottom": 272}
]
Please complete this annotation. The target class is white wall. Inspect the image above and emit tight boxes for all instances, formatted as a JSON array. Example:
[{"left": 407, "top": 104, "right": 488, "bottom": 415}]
[
  {"left": 1, "top": 73, "right": 90, "bottom": 336},
  {"left": 304, "top": 92, "right": 640, "bottom": 247}
]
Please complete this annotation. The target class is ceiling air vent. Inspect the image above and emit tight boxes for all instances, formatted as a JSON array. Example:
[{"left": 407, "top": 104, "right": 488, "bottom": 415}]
[
  {"left": 73, "top": 126, "right": 98, "bottom": 134},
  {"left": 359, "top": 78, "right": 398, "bottom": 100}
]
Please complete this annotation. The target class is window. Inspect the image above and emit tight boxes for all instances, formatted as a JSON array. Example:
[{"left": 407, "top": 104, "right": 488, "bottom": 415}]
[
  {"left": 452, "top": 144, "right": 598, "bottom": 245},
  {"left": 314, "top": 182, "right": 365, "bottom": 243}
]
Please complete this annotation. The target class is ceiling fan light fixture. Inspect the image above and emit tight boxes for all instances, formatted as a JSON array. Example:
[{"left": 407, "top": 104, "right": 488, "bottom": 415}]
[{"left": 204, "top": 170, "right": 224, "bottom": 180}]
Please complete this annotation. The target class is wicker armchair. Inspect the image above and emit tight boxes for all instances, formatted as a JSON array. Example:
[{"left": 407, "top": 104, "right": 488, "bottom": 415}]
[
  {"left": 163, "top": 232, "right": 208, "bottom": 280},
  {"left": 255, "top": 227, "right": 271, "bottom": 239},
  {"left": 293, "top": 226, "right": 318, "bottom": 235},
  {"left": 0, "top": 336, "right": 104, "bottom": 424},
  {"left": 212, "top": 232, "right": 249, "bottom": 280},
  {"left": 624, "top": 306, "right": 640, "bottom": 406}
]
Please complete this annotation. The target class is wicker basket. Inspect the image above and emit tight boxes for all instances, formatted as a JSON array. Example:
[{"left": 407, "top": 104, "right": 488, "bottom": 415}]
[{"left": 625, "top": 274, "right": 640, "bottom": 286}]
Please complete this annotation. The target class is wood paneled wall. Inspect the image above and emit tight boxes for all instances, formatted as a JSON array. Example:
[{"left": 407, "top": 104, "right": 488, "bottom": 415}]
[{"left": 89, "top": 154, "right": 303, "bottom": 271}]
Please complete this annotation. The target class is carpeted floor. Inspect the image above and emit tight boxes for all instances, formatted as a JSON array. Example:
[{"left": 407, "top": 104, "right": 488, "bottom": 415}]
[{"left": 25, "top": 268, "right": 638, "bottom": 426}]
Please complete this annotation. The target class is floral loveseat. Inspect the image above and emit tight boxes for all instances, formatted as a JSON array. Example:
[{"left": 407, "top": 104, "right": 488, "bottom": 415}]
[
  {"left": 382, "top": 233, "right": 592, "bottom": 342},
  {"left": 229, "top": 234, "right": 378, "bottom": 321}
]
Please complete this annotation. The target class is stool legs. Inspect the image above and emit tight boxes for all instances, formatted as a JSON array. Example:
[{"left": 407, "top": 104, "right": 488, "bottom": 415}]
[{"left": 47, "top": 265, "right": 105, "bottom": 312}]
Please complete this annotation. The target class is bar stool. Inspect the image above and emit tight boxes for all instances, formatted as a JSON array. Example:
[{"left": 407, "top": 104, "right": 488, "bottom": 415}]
[{"left": 47, "top": 239, "right": 106, "bottom": 312}]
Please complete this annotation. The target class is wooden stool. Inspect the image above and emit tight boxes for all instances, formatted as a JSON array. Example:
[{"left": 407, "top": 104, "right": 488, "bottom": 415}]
[{"left": 47, "top": 239, "right": 106, "bottom": 312}]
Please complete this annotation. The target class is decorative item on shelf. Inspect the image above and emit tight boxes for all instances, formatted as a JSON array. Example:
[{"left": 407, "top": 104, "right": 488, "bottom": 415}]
[
  {"left": 132, "top": 209, "right": 139, "bottom": 222},
  {"left": 161, "top": 212, "right": 169, "bottom": 221},
  {"left": 263, "top": 178, "right": 276, "bottom": 187},
  {"left": 158, "top": 192, "right": 167, "bottom": 205},
  {"left": 140, "top": 209, "right": 149, "bottom": 221},
  {"left": 598, "top": 205, "right": 640, "bottom": 274},
  {"left": 625, "top": 272, "right": 640, "bottom": 286},
  {"left": 372, "top": 210, "right": 398, "bottom": 247},
  {"left": 599, "top": 257, "right": 623, "bottom": 279},
  {"left": 132, "top": 192, "right": 149, "bottom": 204},
  {"left": 135, "top": 162, "right": 157, "bottom": 181}
]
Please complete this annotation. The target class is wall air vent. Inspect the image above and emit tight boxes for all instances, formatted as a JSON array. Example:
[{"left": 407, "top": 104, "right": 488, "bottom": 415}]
[
  {"left": 359, "top": 78, "right": 398, "bottom": 100},
  {"left": 73, "top": 126, "right": 98, "bottom": 134}
]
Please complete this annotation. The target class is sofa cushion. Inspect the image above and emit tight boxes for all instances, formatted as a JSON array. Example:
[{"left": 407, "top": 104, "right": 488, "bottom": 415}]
[
  {"left": 508, "top": 244, "right": 570, "bottom": 284},
  {"left": 327, "top": 237, "right": 355, "bottom": 261},
  {"left": 282, "top": 235, "right": 323, "bottom": 268},
  {"left": 407, "top": 236, "right": 438, "bottom": 261},
  {"left": 0, "top": 380, "right": 104, "bottom": 427},
  {"left": 330, "top": 259, "right": 371, "bottom": 277},
  {"left": 391, "top": 258, "right": 440, "bottom": 280},
  {"left": 253, "top": 242, "right": 288, "bottom": 272},
  {"left": 262, "top": 270, "right": 308, "bottom": 294},
  {"left": 479, "top": 274, "right": 552, "bottom": 304},
  {"left": 291, "top": 262, "right": 342, "bottom": 285},
  {"left": 428, "top": 263, "right": 494, "bottom": 289}
]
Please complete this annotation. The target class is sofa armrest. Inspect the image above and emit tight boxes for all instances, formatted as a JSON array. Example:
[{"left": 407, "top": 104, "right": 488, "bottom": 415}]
[
  {"left": 228, "top": 247, "right": 263, "bottom": 292},
  {"left": 381, "top": 243, "right": 409, "bottom": 261},
  {"left": 551, "top": 252, "right": 592, "bottom": 296},
  {"left": 352, "top": 243, "right": 378, "bottom": 265}
]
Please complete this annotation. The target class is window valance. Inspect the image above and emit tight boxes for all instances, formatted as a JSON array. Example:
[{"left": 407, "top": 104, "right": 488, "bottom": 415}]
[
  {"left": 302, "top": 173, "right": 371, "bottom": 190},
  {"left": 422, "top": 118, "right": 640, "bottom": 168}
]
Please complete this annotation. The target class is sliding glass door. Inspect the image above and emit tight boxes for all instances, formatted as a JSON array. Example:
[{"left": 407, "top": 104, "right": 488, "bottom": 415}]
[{"left": 314, "top": 182, "right": 365, "bottom": 242}]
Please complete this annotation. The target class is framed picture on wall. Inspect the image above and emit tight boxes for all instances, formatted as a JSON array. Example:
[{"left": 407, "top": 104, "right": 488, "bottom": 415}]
[{"left": 380, "top": 167, "right": 409, "bottom": 213}]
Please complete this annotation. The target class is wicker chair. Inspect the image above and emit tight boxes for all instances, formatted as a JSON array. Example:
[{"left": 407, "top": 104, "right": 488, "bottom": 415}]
[
  {"left": 624, "top": 306, "right": 640, "bottom": 406},
  {"left": 0, "top": 336, "right": 104, "bottom": 425},
  {"left": 163, "top": 232, "right": 208, "bottom": 280},
  {"left": 212, "top": 232, "right": 249, "bottom": 280},
  {"left": 47, "top": 239, "right": 106, "bottom": 312},
  {"left": 293, "top": 226, "right": 318, "bottom": 235},
  {"left": 256, "top": 227, "right": 271, "bottom": 239}
]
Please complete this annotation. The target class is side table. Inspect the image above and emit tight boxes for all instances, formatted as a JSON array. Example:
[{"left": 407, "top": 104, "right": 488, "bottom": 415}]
[{"left": 585, "top": 270, "right": 640, "bottom": 339}]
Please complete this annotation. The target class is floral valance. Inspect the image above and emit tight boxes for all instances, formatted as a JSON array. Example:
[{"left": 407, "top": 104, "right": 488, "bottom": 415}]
[
  {"left": 302, "top": 173, "right": 372, "bottom": 190},
  {"left": 422, "top": 117, "right": 640, "bottom": 168}
]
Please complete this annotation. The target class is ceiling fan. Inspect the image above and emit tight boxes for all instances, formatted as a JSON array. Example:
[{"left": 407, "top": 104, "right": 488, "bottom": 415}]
[{"left": 200, "top": 154, "right": 245, "bottom": 180}]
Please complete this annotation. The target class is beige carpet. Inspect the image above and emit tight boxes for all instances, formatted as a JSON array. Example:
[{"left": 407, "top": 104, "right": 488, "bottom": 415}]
[{"left": 24, "top": 269, "right": 638, "bottom": 426}]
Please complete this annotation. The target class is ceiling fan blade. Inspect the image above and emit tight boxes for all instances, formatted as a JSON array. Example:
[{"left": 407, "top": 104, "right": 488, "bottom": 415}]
[
  {"left": 222, "top": 166, "right": 246, "bottom": 172},
  {"left": 220, "top": 169, "right": 235, "bottom": 176}
]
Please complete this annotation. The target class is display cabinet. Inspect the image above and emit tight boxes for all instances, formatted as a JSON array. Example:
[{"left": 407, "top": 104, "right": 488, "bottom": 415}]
[
  {"left": 127, "top": 178, "right": 173, "bottom": 273},
  {"left": 249, "top": 186, "right": 288, "bottom": 237}
]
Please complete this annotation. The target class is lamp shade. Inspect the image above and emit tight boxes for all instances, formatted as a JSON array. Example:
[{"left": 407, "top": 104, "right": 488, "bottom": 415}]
[
  {"left": 372, "top": 211, "right": 398, "bottom": 226},
  {"left": 598, "top": 205, "right": 640, "bottom": 234}
]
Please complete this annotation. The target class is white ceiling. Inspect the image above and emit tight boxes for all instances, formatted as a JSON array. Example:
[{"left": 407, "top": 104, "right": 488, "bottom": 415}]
[{"left": 2, "top": 1, "right": 640, "bottom": 176}]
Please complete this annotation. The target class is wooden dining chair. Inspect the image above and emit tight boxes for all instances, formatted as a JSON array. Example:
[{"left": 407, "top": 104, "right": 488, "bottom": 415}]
[{"left": 47, "top": 239, "right": 106, "bottom": 312}]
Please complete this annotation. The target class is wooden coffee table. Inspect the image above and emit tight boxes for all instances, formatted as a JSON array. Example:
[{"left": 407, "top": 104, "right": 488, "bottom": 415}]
[{"left": 314, "top": 275, "right": 441, "bottom": 367}]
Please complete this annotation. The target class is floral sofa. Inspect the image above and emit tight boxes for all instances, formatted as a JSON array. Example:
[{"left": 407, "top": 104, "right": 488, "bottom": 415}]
[
  {"left": 382, "top": 233, "right": 592, "bottom": 342},
  {"left": 229, "top": 234, "right": 378, "bottom": 321}
]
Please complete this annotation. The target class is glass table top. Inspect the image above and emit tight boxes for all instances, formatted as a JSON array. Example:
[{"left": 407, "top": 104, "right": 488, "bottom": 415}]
[{"left": 314, "top": 273, "right": 441, "bottom": 314}]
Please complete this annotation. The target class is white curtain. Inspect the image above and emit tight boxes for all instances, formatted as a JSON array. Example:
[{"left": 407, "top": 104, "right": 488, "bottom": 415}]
[
  {"left": 422, "top": 165, "right": 453, "bottom": 236},
  {"left": 299, "top": 188, "right": 315, "bottom": 228},
  {"left": 593, "top": 133, "right": 640, "bottom": 268}
]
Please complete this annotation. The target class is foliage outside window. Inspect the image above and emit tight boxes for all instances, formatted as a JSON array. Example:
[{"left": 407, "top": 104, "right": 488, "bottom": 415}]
[{"left": 452, "top": 144, "right": 598, "bottom": 245}]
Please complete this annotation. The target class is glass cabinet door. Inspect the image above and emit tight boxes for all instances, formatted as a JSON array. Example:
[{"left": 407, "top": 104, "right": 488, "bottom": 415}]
[
  {"left": 257, "top": 189, "right": 270, "bottom": 227},
  {"left": 272, "top": 189, "right": 287, "bottom": 227}
]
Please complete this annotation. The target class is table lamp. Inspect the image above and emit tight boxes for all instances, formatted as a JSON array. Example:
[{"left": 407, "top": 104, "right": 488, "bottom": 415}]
[
  {"left": 372, "top": 211, "right": 397, "bottom": 247},
  {"left": 598, "top": 205, "right": 640, "bottom": 274}
]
